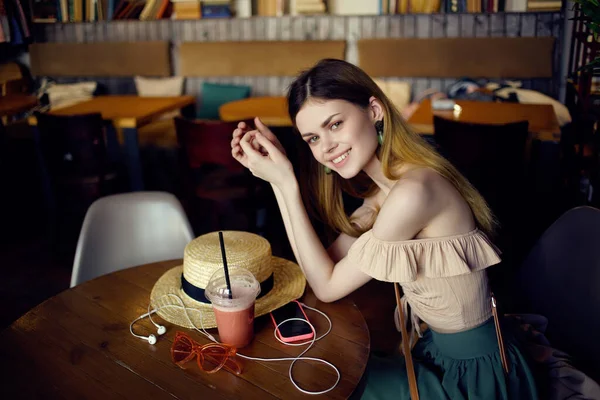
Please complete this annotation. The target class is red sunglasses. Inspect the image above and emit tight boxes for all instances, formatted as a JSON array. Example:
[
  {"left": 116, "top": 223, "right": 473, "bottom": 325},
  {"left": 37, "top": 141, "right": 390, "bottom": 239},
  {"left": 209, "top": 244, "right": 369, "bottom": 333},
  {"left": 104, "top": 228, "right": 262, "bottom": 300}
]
[{"left": 170, "top": 331, "right": 242, "bottom": 375}]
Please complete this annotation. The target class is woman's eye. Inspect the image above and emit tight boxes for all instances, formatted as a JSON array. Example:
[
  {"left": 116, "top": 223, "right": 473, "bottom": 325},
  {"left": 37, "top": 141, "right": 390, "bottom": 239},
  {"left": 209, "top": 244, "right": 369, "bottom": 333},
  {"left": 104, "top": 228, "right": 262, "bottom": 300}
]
[
  {"left": 308, "top": 136, "right": 318, "bottom": 143},
  {"left": 331, "top": 121, "right": 342, "bottom": 130}
]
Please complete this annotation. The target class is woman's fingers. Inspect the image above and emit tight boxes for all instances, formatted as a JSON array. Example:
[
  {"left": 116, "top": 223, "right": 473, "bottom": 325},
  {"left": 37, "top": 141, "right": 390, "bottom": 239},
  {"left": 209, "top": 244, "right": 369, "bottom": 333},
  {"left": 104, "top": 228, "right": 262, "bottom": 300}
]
[
  {"left": 255, "top": 117, "right": 275, "bottom": 139},
  {"left": 254, "top": 133, "right": 283, "bottom": 161},
  {"left": 239, "top": 131, "right": 261, "bottom": 158},
  {"left": 254, "top": 117, "right": 287, "bottom": 155},
  {"left": 233, "top": 128, "right": 244, "bottom": 139}
]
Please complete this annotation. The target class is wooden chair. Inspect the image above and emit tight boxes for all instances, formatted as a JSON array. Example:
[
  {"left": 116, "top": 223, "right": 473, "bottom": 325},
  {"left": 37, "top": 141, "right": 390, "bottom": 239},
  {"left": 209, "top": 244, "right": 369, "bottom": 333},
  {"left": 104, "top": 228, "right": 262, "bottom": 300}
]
[
  {"left": 434, "top": 116, "right": 531, "bottom": 285},
  {"left": 433, "top": 116, "right": 530, "bottom": 226},
  {"left": 0, "top": 62, "right": 30, "bottom": 96},
  {"left": 35, "top": 112, "right": 120, "bottom": 212},
  {"left": 174, "top": 117, "right": 260, "bottom": 233}
]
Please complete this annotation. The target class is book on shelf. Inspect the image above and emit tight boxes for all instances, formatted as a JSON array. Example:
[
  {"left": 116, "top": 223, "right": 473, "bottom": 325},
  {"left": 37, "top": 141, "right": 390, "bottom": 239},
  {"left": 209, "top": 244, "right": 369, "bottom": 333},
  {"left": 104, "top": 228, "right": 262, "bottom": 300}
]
[
  {"left": 257, "top": 0, "right": 283, "bottom": 16},
  {"left": 527, "top": 0, "right": 561, "bottom": 11},
  {"left": 233, "top": 0, "right": 251, "bottom": 17},
  {"left": 326, "top": 0, "right": 379, "bottom": 15},
  {"left": 202, "top": 2, "right": 232, "bottom": 18},
  {"left": 30, "top": 0, "right": 59, "bottom": 22},
  {"left": 295, "top": 0, "right": 326, "bottom": 14},
  {"left": 31, "top": 0, "right": 565, "bottom": 23},
  {"left": 172, "top": 0, "right": 201, "bottom": 19}
]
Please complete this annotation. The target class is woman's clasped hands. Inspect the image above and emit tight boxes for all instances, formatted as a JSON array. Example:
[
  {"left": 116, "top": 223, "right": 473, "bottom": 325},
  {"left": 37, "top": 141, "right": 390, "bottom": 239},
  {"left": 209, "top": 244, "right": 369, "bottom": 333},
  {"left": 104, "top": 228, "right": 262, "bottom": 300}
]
[{"left": 231, "top": 117, "right": 294, "bottom": 188}]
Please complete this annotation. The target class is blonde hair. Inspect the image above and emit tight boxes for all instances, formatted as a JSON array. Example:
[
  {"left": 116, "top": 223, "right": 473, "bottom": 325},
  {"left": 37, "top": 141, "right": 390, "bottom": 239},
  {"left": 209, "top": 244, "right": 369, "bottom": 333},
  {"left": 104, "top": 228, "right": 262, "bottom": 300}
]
[{"left": 288, "top": 59, "right": 496, "bottom": 238}]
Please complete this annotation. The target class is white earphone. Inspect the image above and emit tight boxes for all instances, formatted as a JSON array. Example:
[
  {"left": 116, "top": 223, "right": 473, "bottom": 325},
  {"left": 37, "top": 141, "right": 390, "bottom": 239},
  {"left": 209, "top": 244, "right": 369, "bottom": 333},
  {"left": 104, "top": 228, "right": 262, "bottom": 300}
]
[{"left": 129, "top": 304, "right": 167, "bottom": 345}]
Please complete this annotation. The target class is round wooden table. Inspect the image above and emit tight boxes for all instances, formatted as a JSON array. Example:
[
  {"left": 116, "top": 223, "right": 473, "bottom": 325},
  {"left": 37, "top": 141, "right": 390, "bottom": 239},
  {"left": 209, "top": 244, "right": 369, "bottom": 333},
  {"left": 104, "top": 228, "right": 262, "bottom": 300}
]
[
  {"left": 0, "top": 260, "right": 370, "bottom": 399},
  {"left": 219, "top": 96, "right": 292, "bottom": 127}
]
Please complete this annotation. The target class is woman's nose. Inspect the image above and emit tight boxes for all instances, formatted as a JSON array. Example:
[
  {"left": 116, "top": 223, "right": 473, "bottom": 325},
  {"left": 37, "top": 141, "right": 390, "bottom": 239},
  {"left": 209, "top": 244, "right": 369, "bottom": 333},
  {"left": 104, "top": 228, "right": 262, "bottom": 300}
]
[{"left": 321, "top": 137, "right": 337, "bottom": 154}]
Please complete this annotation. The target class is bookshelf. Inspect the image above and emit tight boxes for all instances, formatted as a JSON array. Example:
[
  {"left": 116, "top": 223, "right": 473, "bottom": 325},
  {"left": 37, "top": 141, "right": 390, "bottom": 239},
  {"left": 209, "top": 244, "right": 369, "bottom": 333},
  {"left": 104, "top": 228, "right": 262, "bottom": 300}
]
[
  {"left": 31, "top": 11, "right": 563, "bottom": 101},
  {"left": 30, "top": 0, "right": 562, "bottom": 23}
]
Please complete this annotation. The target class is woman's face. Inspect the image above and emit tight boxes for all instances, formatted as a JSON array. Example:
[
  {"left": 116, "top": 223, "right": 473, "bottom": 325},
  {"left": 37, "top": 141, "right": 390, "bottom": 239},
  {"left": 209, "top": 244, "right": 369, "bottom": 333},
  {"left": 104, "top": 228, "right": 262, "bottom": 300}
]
[{"left": 295, "top": 97, "right": 382, "bottom": 179}]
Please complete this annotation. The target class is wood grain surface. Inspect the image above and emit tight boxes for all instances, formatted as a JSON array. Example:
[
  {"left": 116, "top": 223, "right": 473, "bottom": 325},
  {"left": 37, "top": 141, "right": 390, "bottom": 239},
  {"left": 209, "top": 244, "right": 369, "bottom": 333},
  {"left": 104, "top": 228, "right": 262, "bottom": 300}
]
[
  {"left": 219, "top": 96, "right": 292, "bottom": 127},
  {"left": 29, "top": 42, "right": 172, "bottom": 77},
  {"left": 358, "top": 37, "right": 555, "bottom": 78},
  {"left": 0, "top": 260, "right": 370, "bottom": 399},
  {"left": 179, "top": 41, "right": 346, "bottom": 77},
  {"left": 408, "top": 98, "right": 561, "bottom": 142},
  {"left": 27, "top": 95, "right": 196, "bottom": 128}
]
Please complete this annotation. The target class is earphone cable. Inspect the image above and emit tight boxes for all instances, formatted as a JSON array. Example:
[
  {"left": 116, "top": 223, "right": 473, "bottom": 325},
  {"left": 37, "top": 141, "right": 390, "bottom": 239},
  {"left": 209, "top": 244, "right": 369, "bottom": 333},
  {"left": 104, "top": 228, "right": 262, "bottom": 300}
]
[{"left": 136, "top": 295, "right": 340, "bottom": 395}]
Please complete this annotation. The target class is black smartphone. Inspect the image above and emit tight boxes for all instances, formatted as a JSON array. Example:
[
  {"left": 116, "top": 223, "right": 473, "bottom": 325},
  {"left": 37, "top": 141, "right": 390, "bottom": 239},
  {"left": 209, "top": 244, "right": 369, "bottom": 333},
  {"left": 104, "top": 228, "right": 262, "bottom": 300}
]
[{"left": 269, "top": 300, "right": 314, "bottom": 342}]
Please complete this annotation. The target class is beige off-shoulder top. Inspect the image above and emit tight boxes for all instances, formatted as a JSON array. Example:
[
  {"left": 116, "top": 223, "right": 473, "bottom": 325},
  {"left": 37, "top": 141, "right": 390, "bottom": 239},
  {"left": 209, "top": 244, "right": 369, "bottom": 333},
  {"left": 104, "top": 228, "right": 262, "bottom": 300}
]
[{"left": 347, "top": 228, "right": 501, "bottom": 335}]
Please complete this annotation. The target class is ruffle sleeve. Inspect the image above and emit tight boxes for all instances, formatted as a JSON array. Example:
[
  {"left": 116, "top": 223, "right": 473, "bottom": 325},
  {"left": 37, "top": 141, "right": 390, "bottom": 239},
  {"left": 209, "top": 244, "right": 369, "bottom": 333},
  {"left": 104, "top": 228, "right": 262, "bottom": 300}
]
[{"left": 346, "top": 228, "right": 501, "bottom": 282}]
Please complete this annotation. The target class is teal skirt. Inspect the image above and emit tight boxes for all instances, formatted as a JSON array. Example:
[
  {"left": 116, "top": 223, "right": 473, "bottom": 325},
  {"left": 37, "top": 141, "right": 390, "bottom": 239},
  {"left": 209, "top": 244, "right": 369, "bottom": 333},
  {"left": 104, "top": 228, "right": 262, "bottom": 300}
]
[{"left": 361, "top": 318, "right": 538, "bottom": 400}]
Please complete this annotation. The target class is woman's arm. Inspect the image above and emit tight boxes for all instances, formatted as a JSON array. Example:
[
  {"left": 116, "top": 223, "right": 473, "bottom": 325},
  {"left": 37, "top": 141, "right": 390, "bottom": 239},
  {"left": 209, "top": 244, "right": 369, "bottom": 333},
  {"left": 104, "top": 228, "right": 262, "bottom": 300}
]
[
  {"left": 240, "top": 133, "right": 437, "bottom": 302},
  {"left": 274, "top": 177, "right": 437, "bottom": 302},
  {"left": 327, "top": 198, "right": 379, "bottom": 263},
  {"left": 274, "top": 178, "right": 371, "bottom": 302},
  {"left": 275, "top": 182, "right": 379, "bottom": 264},
  {"left": 239, "top": 131, "right": 438, "bottom": 303}
]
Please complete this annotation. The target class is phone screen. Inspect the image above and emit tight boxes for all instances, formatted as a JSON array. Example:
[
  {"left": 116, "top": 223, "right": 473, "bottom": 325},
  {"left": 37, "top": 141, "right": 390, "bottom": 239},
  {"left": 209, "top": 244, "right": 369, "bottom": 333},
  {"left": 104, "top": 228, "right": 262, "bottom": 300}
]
[{"left": 271, "top": 301, "right": 313, "bottom": 339}]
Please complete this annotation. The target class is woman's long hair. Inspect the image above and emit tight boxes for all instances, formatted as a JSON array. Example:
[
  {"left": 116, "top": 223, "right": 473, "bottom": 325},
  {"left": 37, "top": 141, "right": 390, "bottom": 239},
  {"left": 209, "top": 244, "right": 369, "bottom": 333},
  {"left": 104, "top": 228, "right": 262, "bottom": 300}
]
[{"left": 287, "top": 59, "right": 495, "bottom": 238}]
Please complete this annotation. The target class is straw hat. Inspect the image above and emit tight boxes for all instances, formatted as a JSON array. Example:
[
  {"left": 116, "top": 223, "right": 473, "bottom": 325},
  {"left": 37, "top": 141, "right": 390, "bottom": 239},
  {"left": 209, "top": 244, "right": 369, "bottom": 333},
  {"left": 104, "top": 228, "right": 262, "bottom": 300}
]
[{"left": 150, "top": 231, "right": 306, "bottom": 329}]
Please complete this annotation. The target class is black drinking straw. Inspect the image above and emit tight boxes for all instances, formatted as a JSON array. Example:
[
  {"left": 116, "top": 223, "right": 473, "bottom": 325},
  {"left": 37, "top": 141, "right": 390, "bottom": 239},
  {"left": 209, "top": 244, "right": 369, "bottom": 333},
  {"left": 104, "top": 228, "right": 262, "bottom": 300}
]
[{"left": 218, "top": 231, "right": 233, "bottom": 300}]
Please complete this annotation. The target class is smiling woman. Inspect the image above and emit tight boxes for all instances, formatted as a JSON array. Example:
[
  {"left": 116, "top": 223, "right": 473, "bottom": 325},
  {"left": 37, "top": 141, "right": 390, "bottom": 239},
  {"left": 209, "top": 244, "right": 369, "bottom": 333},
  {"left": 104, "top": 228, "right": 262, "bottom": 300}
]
[
  {"left": 229, "top": 59, "right": 540, "bottom": 399},
  {"left": 296, "top": 99, "right": 379, "bottom": 181}
]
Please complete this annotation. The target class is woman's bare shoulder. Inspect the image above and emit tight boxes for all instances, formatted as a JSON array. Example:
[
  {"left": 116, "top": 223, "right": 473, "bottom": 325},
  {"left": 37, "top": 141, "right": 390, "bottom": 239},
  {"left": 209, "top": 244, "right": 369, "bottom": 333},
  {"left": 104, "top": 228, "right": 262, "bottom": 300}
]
[
  {"left": 374, "top": 166, "right": 473, "bottom": 240},
  {"left": 362, "top": 186, "right": 386, "bottom": 210},
  {"left": 397, "top": 166, "right": 460, "bottom": 197},
  {"left": 394, "top": 166, "right": 476, "bottom": 237}
]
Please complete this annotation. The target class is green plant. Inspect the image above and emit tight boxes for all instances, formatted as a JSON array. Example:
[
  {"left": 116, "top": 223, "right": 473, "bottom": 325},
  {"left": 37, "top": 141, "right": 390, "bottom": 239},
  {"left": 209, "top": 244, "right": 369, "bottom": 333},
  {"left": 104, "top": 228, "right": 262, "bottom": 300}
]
[{"left": 571, "top": 0, "right": 600, "bottom": 71}]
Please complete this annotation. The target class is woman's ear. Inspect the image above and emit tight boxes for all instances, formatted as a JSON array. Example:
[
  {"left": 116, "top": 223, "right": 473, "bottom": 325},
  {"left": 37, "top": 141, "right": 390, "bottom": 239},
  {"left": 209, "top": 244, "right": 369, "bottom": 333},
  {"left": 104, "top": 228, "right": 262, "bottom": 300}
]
[{"left": 368, "top": 96, "right": 385, "bottom": 122}]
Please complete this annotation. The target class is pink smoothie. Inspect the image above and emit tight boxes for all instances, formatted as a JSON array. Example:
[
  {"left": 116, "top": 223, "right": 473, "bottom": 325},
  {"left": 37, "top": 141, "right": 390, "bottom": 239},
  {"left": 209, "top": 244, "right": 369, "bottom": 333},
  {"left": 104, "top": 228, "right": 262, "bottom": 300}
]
[{"left": 212, "top": 284, "right": 257, "bottom": 348}]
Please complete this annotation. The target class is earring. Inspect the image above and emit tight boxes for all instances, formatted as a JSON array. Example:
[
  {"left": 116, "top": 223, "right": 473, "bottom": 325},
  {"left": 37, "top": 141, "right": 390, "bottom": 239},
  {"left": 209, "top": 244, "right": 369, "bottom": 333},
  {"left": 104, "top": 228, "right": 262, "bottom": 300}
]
[
  {"left": 375, "top": 120, "right": 384, "bottom": 145},
  {"left": 324, "top": 166, "right": 332, "bottom": 174}
]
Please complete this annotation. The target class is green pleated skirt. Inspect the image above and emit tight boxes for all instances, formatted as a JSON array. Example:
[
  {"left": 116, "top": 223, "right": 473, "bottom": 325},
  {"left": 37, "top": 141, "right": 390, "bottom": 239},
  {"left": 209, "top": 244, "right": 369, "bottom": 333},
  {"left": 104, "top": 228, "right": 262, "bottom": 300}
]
[{"left": 361, "top": 318, "right": 538, "bottom": 400}]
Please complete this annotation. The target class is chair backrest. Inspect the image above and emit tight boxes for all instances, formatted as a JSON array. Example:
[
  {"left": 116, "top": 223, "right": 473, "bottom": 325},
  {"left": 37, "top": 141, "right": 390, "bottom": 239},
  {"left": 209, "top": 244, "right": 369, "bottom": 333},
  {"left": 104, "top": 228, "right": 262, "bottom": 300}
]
[
  {"left": 71, "top": 191, "right": 194, "bottom": 287},
  {"left": 517, "top": 206, "right": 600, "bottom": 378},
  {"left": 0, "top": 62, "right": 29, "bottom": 95},
  {"left": 196, "top": 82, "right": 251, "bottom": 120},
  {"left": 36, "top": 112, "right": 108, "bottom": 178},
  {"left": 175, "top": 117, "right": 253, "bottom": 173},
  {"left": 434, "top": 116, "right": 529, "bottom": 180},
  {"left": 433, "top": 116, "right": 529, "bottom": 221}
]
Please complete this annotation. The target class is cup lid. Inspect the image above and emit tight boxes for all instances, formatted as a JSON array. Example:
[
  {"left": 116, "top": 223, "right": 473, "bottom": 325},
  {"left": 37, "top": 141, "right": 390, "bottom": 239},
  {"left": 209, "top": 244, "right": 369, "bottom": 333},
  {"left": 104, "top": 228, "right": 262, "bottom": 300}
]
[{"left": 205, "top": 267, "right": 260, "bottom": 307}]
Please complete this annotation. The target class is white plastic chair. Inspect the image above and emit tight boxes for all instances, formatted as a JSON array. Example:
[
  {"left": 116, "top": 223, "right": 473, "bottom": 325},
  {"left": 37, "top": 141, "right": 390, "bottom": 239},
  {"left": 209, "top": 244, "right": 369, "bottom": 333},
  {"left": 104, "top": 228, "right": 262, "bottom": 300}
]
[{"left": 70, "top": 191, "right": 194, "bottom": 287}]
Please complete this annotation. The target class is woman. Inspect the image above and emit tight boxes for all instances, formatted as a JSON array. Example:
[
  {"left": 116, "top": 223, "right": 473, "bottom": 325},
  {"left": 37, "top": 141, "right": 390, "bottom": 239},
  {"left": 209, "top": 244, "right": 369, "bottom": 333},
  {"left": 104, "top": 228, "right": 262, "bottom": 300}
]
[{"left": 230, "top": 59, "right": 538, "bottom": 399}]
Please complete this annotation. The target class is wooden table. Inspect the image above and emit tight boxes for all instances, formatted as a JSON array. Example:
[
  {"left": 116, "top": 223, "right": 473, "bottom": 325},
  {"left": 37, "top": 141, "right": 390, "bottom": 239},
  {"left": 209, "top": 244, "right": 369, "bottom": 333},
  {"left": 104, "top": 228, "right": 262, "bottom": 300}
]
[
  {"left": 0, "top": 260, "right": 370, "bottom": 400},
  {"left": 220, "top": 96, "right": 292, "bottom": 127},
  {"left": 220, "top": 96, "right": 561, "bottom": 143},
  {"left": 28, "top": 95, "right": 197, "bottom": 191},
  {"left": 0, "top": 94, "right": 38, "bottom": 119},
  {"left": 408, "top": 98, "right": 562, "bottom": 142}
]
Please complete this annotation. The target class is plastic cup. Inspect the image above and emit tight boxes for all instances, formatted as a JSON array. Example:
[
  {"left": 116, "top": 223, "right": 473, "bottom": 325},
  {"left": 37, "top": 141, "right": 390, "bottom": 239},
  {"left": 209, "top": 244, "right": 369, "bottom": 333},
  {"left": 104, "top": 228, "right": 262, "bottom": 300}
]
[{"left": 205, "top": 267, "right": 260, "bottom": 348}]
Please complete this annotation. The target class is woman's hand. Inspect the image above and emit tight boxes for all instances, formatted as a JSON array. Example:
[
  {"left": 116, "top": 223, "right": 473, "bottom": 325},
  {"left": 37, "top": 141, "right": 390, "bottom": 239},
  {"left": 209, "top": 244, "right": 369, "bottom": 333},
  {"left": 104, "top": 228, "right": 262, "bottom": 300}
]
[
  {"left": 238, "top": 130, "right": 294, "bottom": 188},
  {"left": 231, "top": 117, "right": 286, "bottom": 169}
]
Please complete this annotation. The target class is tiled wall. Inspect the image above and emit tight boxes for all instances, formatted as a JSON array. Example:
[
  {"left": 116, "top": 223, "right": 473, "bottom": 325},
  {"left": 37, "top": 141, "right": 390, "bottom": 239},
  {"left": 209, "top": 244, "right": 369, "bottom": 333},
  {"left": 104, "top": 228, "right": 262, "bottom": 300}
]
[{"left": 33, "top": 12, "right": 563, "bottom": 100}]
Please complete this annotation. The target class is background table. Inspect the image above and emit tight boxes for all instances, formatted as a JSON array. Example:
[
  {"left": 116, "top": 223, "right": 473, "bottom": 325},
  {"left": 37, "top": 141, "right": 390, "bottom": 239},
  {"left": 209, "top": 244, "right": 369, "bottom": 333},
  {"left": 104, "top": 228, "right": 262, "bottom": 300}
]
[
  {"left": 408, "top": 98, "right": 562, "bottom": 142},
  {"left": 0, "top": 260, "right": 370, "bottom": 399},
  {"left": 220, "top": 96, "right": 292, "bottom": 127},
  {"left": 220, "top": 96, "right": 562, "bottom": 143},
  {"left": 0, "top": 94, "right": 38, "bottom": 121},
  {"left": 28, "top": 95, "right": 196, "bottom": 191}
]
